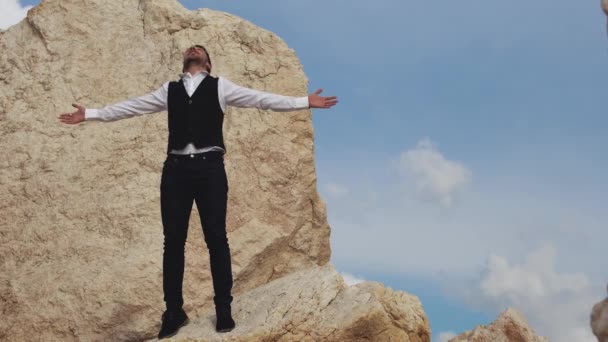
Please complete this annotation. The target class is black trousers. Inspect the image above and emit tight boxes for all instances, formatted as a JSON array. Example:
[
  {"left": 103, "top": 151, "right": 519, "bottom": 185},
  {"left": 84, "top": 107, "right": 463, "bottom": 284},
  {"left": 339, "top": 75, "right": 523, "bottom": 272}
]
[{"left": 160, "top": 150, "right": 233, "bottom": 310}]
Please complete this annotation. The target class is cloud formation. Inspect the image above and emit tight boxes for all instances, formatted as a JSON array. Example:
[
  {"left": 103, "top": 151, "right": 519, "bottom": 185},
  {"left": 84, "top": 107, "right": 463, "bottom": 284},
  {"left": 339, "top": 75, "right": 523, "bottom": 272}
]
[
  {"left": 469, "top": 244, "right": 598, "bottom": 342},
  {"left": 339, "top": 271, "right": 366, "bottom": 286},
  {"left": 435, "top": 331, "right": 456, "bottom": 342},
  {"left": 325, "top": 182, "right": 350, "bottom": 199},
  {"left": 0, "top": 0, "right": 32, "bottom": 30},
  {"left": 399, "top": 138, "right": 471, "bottom": 207}
]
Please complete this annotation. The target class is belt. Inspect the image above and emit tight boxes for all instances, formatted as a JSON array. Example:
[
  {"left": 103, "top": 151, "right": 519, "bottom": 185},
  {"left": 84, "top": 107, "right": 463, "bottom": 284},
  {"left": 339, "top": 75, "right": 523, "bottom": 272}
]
[{"left": 166, "top": 150, "right": 224, "bottom": 161}]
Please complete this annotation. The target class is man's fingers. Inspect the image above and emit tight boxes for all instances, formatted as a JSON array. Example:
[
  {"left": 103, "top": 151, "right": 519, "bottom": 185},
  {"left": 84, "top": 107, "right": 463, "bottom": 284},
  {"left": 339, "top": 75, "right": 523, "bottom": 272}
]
[
  {"left": 61, "top": 116, "right": 78, "bottom": 124},
  {"left": 58, "top": 111, "right": 79, "bottom": 124},
  {"left": 326, "top": 99, "right": 338, "bottom": 106},
  {"left": 308, "top": 91, "right": 339, "bottom": 109}
]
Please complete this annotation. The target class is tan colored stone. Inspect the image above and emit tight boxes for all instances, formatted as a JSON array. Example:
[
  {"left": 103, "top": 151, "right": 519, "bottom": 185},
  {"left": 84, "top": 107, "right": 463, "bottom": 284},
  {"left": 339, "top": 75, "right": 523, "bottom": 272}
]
[
  {"left": 0, "top": 0, "right": 429, "bottom": 341},
  {"left": 147, "top": 263, "right": 429, "bottom": 342},
  {"left": 591, "top": 287, "right": 608, "bottom": 342},
  {"left": 449, "top": 308, "right": 548, "bottom": 342}
]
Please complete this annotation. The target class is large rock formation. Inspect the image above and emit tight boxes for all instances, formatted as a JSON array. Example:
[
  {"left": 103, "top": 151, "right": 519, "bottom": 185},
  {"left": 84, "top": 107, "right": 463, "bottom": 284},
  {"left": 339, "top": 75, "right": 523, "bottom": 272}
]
[
  {"left": 449, "top": 308, "right": 548, "bottom": 342},
  {"left": 0, "top": 0, "right": 430, "bottom": 341},
  {"left": 144, "top": 263, "right": 429, "bottom": 342},
  {"left": 591, "top": 286, "right": 608, "bottom": 342},
  {"left": 602, "top": 0, "right": 608, "bottom": 36}
]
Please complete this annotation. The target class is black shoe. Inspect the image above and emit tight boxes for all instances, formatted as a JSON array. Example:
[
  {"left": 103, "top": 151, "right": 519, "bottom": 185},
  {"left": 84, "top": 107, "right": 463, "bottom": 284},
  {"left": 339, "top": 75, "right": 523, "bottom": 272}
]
[
  {"left": 215, "top": 305, "right": 235, "bottom": 333},
  {"left": 158, "top": 308, "right": 189, "bottom": 339}
]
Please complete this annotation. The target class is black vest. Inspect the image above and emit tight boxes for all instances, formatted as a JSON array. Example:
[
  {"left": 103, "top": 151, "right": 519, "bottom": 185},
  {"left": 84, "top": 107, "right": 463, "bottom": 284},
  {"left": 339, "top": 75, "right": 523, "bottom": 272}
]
[{"left": 166, "top": 75, "right": 225, "bottom": 154}]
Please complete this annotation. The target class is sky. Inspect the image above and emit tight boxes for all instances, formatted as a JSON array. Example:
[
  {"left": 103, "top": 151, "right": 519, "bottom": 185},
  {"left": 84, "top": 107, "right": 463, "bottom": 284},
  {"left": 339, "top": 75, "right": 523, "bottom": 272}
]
[{"left": 3, "top": 0, "right": 608, "bottom": 340}]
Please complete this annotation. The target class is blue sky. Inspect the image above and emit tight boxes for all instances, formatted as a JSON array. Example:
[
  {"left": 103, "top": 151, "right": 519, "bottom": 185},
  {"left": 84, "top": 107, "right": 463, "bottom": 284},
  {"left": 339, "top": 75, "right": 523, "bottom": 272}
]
[{"left": 7, "top": 0, "right": 608, "bottom": 340}]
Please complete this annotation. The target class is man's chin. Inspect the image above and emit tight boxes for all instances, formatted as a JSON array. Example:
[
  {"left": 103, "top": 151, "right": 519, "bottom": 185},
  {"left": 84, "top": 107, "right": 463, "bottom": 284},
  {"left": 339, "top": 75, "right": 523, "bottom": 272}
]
[{"left": 184, "top": 57, "right": 203, "bottom": 64}]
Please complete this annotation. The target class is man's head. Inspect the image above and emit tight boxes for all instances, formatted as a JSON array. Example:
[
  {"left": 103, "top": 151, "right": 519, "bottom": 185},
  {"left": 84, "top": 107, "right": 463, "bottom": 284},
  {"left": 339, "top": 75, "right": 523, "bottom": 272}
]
[{"left": 182, "top": 45, "right": 212, "bottom": 73}]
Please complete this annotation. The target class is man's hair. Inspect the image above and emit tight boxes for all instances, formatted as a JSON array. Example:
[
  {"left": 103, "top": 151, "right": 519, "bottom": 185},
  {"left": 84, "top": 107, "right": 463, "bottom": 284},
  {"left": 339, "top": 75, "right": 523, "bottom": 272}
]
[{"left": 182, "top": 44, "right": 212, "bottom": 73}]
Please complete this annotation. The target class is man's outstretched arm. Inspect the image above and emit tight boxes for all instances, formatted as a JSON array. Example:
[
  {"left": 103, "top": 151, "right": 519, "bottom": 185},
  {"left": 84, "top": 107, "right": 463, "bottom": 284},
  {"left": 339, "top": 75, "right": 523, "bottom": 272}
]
[
  {"left": 219, "top": 77, "right": 338, "bottom": 112},
  {"left": 58, "top": 82, "right": 169, "bottom": 124}
]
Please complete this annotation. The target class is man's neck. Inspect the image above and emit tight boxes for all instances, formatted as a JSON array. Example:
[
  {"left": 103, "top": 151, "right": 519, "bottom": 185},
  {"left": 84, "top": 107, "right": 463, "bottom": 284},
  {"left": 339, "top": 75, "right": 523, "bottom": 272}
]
[{"left": 183, "top": 66, "right": 207, "bottom": 76}]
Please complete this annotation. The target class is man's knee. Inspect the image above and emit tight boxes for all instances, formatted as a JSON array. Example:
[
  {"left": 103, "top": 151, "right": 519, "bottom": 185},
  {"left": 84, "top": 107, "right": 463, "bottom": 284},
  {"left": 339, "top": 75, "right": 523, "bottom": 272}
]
[
  {"left": 203, "top": 230, "right": 229, "bottom": 249},
  {"left": 163, "top": 233, "right": 188, "bottom": 248}
]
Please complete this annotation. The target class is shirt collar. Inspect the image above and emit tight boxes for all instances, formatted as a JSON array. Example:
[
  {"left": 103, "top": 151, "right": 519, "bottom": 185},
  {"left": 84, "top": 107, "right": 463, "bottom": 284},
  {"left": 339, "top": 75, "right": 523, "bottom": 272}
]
[{"left": 179, "top": 70, "right": 209, "bottom": 79}]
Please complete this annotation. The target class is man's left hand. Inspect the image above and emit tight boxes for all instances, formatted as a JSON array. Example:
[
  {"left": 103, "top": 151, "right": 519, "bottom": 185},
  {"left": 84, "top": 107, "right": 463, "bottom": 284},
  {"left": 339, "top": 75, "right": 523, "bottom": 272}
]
[{"left": 308, "top": 89, "right": 338, "bottom": 109}]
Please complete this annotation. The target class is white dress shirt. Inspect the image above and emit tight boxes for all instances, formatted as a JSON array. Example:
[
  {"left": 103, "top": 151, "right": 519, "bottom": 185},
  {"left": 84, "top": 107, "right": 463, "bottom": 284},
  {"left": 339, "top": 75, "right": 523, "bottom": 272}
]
[{"left": 84, "top": 70, "right": 310, "bottom": 154}]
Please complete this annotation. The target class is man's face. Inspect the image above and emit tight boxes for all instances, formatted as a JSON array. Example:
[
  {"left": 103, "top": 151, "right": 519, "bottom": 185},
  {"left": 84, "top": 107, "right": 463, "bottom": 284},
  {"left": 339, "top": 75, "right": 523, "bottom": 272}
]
[{"left": 182, "top": 45, "right": 210, "bottom": 70}]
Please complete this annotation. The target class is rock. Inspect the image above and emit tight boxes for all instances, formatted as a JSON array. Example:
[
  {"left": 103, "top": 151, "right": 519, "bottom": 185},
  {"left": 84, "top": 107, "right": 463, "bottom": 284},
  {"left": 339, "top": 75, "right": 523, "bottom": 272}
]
[
  {"left": 591, "top": 285, "right": 608, "bottom": 342},
  {"left": 449, "top": 308, "right": 548, "bottom": 342},
  {"left": 143, "top": 263, "right": 429, "bottom": 342},
  {"left": 0, "top": 0, "right": 429, "bottom": 341},
  {"left": 602, "top": 0, "right": 608, "bottom": 37}
]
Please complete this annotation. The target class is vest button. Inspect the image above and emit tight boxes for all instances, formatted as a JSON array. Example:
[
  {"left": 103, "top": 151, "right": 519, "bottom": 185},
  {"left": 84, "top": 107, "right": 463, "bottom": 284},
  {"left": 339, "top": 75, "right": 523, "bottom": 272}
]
[{"left": 188, "top": 100, "right": 192, "bottom": 104}]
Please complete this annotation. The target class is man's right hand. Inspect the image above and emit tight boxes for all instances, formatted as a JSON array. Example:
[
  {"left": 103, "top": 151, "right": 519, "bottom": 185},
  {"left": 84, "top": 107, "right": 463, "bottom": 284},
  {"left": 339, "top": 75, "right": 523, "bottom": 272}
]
[{"left": 58, "top": 103, "right": 86, "bottom": 124}]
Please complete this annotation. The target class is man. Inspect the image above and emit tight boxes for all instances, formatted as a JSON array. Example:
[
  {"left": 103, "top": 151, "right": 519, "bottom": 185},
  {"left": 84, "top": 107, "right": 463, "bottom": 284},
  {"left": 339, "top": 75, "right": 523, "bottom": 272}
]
[{"left": 57, "top": 45, "right": 338, "bottom": 339}]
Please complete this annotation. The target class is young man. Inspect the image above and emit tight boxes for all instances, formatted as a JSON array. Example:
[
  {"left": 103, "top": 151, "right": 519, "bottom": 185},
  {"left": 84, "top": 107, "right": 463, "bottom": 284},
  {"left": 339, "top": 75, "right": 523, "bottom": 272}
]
[{"left": 58, "top": 45, "right": 338, "bottom": 339}]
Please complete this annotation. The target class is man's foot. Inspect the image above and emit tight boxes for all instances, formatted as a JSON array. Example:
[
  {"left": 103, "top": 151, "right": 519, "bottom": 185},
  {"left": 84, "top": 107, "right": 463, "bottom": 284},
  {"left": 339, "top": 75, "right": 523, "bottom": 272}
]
[
  {"left": 215, "top": 305, "right": 235, "bottom": 333},
  {"left": 158, "top": 307, "right": 189, "bottom": 339}
]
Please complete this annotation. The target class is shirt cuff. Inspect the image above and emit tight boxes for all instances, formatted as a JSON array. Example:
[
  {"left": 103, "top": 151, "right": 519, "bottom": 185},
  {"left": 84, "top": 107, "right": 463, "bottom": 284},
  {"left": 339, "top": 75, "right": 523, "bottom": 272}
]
[
  {"left": 84, "top": 108, "right": 100, "bottom": 121},
  {"left": 295, "top": 96, "right": 309, "bottom": 109}
]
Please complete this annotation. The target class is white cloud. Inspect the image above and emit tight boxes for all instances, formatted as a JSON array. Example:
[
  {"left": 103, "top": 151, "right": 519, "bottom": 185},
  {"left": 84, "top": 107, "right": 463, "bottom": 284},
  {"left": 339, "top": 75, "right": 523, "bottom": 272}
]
[
  {"left": 468, "top": 244, "right": 598, "bottom": 342},
  {"left": 0, "top": 0, "right": 32, "bottom": 30},
  {"left": 325, "top": 181, "right": 349, "bottom": 198},
  {"left": 339, "top": 271, "right": 366, "bottom": 286},
  {"left": 435, "top": 331, "right": 457, "bottom": 342},
  {"left": 480, "top": 244, "right": 590, "bottom": 302},
  {"left": 399, "top": 138, "right": 471, "bottom": 208}
]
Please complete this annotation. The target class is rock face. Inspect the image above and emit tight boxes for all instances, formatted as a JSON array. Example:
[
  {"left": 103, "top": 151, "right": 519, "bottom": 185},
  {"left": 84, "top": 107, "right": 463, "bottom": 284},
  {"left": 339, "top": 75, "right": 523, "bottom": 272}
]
[
  {"left": 0, "top": 0, "right": 430, "bottom": 341},
  {"left": 145, "top": 263, "right": 430, "bottom": 342},
  {"left": 591, "top": 289, "right": 608, "bottom": 342},
  {"left": 603, "top": 0, "right": 608, "bottom": 37},
  {"left": 449, "top": 308, "right": 548, "bottom": 342}
]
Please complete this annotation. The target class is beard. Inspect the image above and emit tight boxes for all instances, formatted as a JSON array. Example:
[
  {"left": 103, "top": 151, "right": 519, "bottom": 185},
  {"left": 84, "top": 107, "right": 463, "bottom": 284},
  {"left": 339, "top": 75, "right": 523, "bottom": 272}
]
[{"left": 182, "top": 56, "right": 207, "bottom": 71}]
